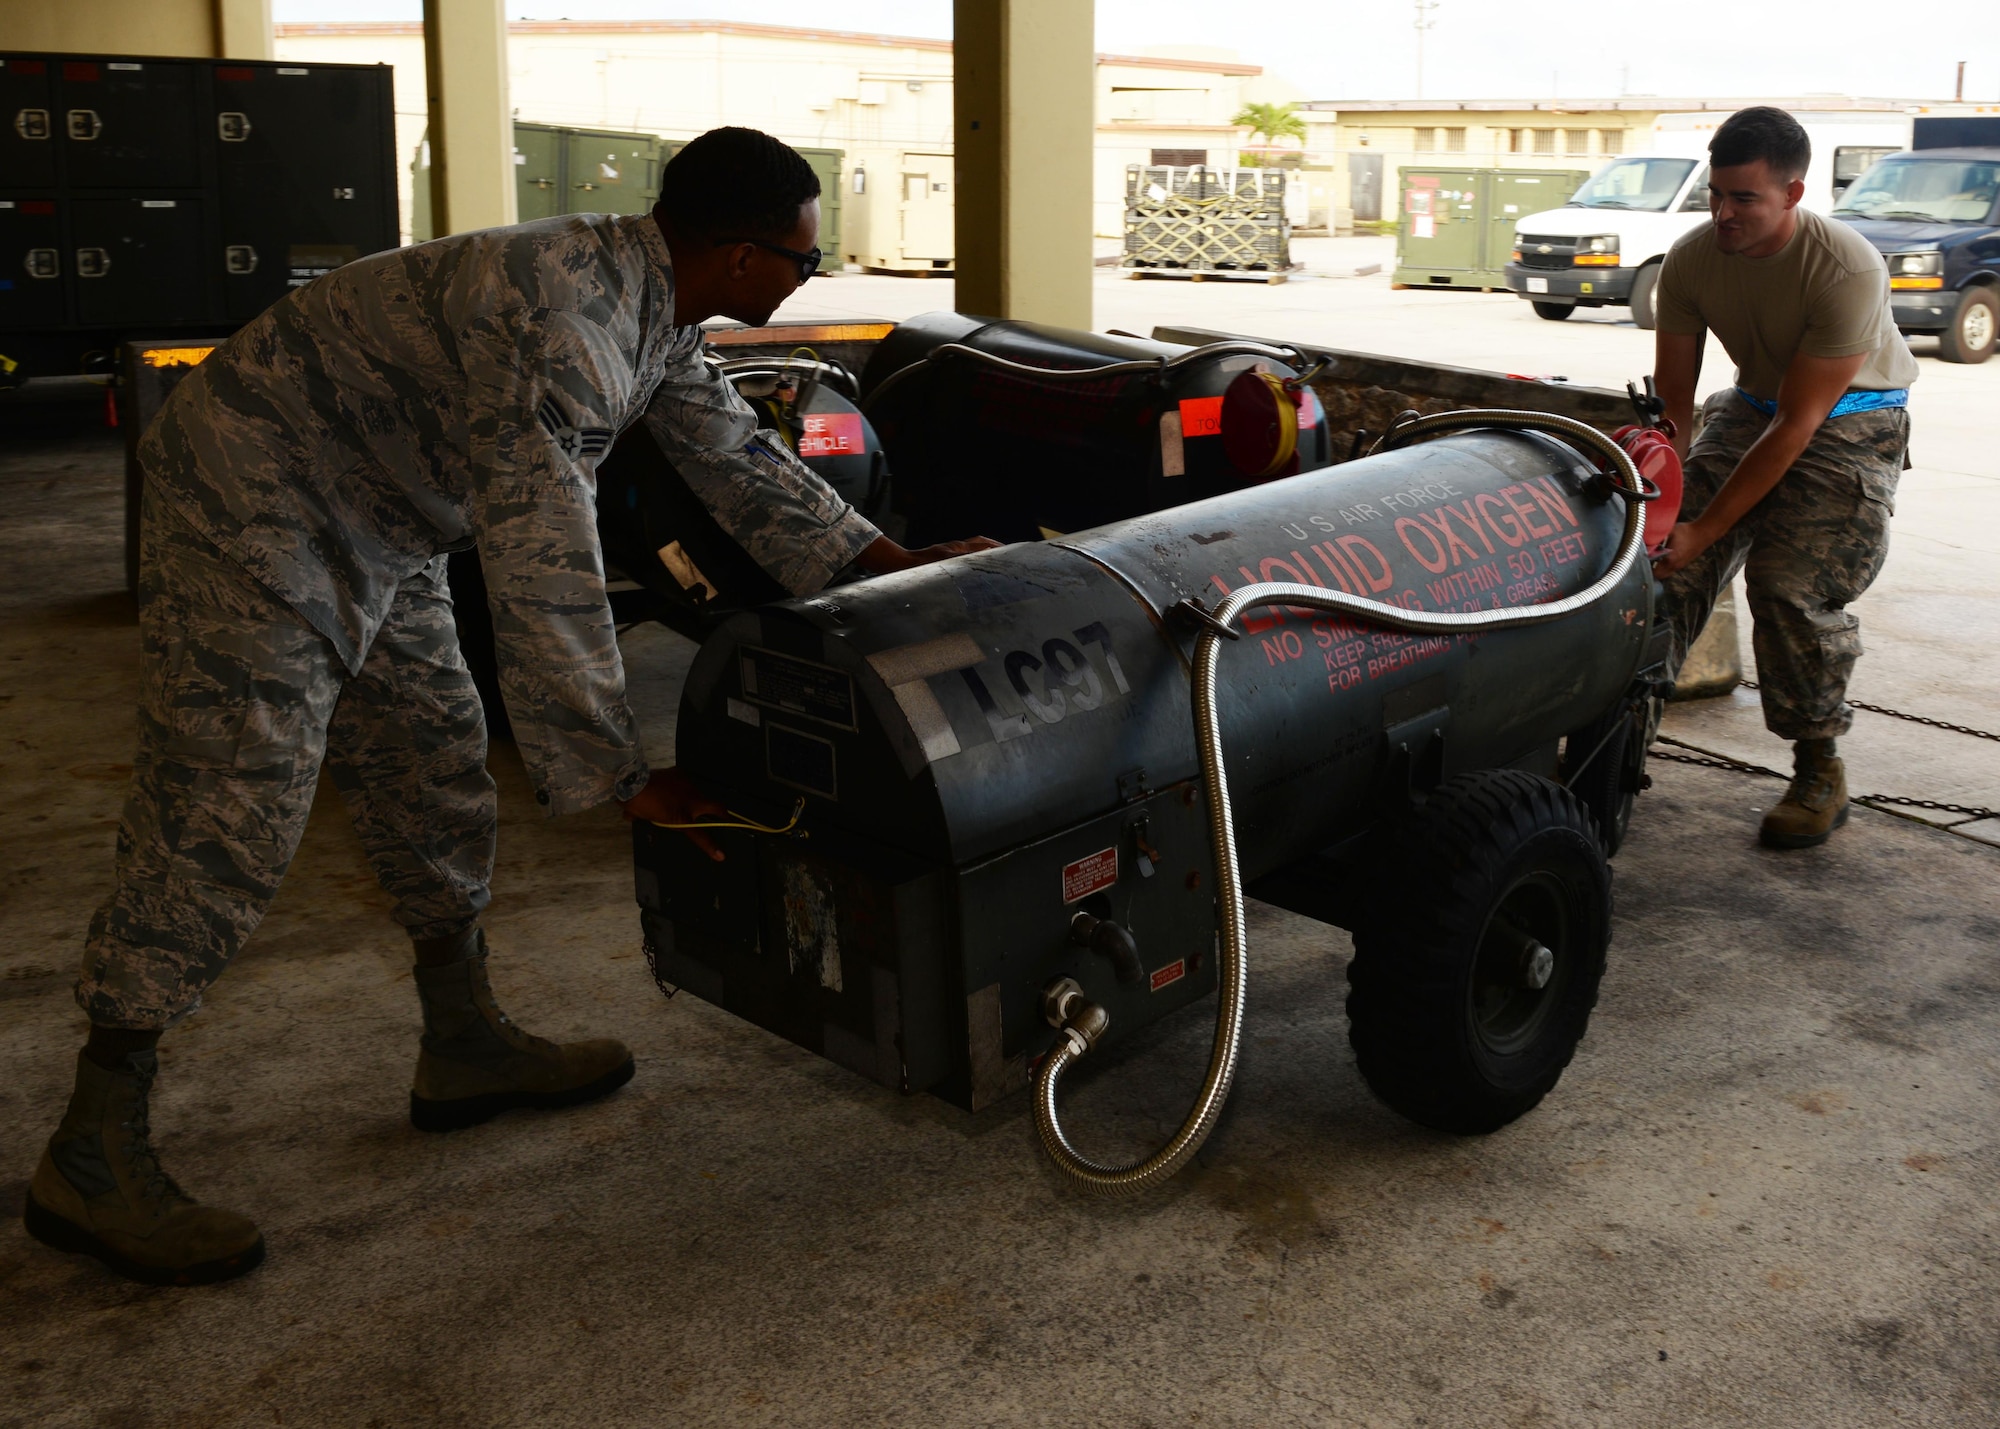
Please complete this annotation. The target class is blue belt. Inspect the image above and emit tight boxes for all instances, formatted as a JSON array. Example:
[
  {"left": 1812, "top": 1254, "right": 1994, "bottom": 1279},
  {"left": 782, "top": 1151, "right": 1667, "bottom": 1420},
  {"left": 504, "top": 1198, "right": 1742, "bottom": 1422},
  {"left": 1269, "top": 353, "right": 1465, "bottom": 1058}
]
[{"left": 1735, "top": 386, "right": 1909, "bottom": 419}]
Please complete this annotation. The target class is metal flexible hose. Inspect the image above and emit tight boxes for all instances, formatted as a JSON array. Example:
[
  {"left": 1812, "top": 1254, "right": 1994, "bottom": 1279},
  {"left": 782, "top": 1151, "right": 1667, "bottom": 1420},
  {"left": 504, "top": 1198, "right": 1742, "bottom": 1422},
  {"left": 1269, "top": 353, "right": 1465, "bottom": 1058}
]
[{"left": 1034, "top": 409, "right": 1649, "bottom": 1196}]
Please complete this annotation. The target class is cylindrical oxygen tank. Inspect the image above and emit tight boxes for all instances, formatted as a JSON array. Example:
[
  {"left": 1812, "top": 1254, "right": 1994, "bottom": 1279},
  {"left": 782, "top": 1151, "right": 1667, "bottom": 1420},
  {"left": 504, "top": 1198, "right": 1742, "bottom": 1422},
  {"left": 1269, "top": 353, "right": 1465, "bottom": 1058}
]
[
  {"left": 858, "top": 312, "right": 1335, "bottom": 548},
  {"left": 675, "top": 426, "right": 1651, "bottom": 884}
]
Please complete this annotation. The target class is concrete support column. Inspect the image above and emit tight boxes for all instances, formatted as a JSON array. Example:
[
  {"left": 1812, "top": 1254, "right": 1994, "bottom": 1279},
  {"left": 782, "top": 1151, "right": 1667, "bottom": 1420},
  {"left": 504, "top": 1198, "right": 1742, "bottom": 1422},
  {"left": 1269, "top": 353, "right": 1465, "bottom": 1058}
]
[
  {"left": 422, "top": 0, "right": 517, "bottom": 237},
  {"left": 952, "top": 0, "right": 1094, "bottom": 327},
  {"left": 211, "top": 0, "right": 272, "bottom": 60}
]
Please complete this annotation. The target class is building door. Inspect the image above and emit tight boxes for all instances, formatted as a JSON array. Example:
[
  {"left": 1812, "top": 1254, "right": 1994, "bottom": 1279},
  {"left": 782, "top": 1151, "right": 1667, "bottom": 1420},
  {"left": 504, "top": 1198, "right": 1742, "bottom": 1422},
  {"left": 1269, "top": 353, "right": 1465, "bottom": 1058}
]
[
  {"left": 899, "top": 157, "right": 953, "bottom": 260},
  {"left": 1348, "top": 152, "right": 1383, "bottom": 222}
]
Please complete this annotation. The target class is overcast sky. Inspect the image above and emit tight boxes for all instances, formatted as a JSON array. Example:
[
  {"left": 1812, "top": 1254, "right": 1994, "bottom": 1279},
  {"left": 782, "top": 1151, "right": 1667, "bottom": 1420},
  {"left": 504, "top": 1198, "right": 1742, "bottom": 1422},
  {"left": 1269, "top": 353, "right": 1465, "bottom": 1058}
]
[{"left": 274, "top": 1, "right": 1999, "bottom": 105}]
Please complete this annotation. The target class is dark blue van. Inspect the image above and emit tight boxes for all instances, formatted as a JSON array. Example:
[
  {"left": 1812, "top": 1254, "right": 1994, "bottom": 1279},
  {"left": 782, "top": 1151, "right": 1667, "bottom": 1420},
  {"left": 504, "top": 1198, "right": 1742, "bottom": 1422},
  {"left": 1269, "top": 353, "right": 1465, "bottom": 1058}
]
[{"left": 1833, "top": 117, "right": 2000, "bottom": 364}]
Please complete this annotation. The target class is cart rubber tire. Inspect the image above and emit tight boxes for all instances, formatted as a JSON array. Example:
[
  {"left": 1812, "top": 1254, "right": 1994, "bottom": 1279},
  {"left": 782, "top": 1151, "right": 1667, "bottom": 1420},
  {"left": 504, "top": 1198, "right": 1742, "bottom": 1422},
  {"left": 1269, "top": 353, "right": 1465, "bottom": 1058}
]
[
  {"left": 1559, "top": 698, "right": 1654, "bottom": 856},
  {"left": 1531, "top": 301, "right": 1574, "bottom": 321},
  {"left": 1937, "top": 287, "right": 1997, "bottom": 365},
  {"left": 1346, "top": 769, "right": 1611, "bottom": 1135},
  {"left": 1629, "top": 263, "right": 1660, "bottom": 331}
]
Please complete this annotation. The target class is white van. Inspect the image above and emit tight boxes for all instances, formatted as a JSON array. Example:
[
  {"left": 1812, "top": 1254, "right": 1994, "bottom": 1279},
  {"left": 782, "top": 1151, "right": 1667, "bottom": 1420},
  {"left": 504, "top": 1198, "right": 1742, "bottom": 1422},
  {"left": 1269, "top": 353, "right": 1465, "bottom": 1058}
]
[{"left": 1502, "top": 112, "right": 1911, "bottom": 326}]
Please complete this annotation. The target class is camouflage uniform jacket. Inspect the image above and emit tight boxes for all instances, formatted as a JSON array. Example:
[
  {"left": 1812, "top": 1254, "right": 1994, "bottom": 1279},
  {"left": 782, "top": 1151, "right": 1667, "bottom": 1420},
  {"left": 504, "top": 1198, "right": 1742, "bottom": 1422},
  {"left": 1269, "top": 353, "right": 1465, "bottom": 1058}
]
[{"left": 140, "top": 212, "right": 880, "bottom": 816}]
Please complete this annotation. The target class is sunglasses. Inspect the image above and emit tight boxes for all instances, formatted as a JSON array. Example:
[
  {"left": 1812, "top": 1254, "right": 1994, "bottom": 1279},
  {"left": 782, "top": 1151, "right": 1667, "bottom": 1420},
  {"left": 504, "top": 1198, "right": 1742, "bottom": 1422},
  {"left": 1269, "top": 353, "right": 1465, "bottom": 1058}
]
[{"left": 720, "top": 237, "right": 822, "bottom": 283}]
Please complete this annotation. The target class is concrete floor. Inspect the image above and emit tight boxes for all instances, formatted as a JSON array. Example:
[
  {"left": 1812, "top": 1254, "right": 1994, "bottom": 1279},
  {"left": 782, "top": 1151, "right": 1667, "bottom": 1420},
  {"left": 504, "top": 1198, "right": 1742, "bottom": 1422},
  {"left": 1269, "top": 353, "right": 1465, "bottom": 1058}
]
[{"left": 3, "top": 272, "right": 1997, "bottom": 1426}]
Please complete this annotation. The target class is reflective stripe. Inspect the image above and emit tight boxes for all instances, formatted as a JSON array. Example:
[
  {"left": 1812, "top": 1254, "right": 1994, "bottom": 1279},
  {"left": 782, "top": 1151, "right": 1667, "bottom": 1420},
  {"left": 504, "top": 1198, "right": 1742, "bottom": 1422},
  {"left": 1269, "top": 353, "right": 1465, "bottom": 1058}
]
[{"left": 1736, "top": 386, "right": 1909, "bottom": 419}]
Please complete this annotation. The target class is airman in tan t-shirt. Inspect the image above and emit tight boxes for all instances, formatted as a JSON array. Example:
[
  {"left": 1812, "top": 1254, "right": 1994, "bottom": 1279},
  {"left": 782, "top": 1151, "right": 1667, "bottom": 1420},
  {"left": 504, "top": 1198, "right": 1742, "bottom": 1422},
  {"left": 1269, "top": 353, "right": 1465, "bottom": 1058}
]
[
  {"left": 1656, "top": 206, "right": 1919, "bottom": 398},
  {"left": 1648, "top": 106, "right": 1914, "bottom": 851}
]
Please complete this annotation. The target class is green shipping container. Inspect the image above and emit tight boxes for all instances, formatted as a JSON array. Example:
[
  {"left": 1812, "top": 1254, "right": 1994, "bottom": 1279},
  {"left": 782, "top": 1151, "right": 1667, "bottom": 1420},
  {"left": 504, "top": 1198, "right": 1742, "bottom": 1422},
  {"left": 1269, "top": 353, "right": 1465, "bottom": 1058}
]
[
  {"left": 412, "top": 122, "right": 664, "bottom": 241},
  {"left": 1392, "top": 166, "right": 1588, "bottom": 290}
]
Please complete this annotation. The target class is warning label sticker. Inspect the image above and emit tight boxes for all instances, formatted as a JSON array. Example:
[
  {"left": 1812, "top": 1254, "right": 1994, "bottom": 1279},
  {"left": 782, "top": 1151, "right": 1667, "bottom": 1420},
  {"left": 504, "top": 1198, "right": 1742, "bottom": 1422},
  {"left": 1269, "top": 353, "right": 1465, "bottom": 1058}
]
[
  {"left": 1061, "top": 847, "right": 1118, "bottom": 904},
  {"left": 1150, "top": 959, "right": 1187, "bottom": 992},
  {"left": 799, "top": 411, "right": 864, "bottom": 457},
  {"left": 1178, "top": 395, "right": 1223, "bottom": 439}
]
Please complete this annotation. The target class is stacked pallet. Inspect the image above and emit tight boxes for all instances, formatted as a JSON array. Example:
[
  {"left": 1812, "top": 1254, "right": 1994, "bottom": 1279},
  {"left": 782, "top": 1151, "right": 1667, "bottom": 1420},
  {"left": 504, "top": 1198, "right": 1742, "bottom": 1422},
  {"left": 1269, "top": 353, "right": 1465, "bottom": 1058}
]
[{"left": 1121, "top": 166, "right": 1294, "bottom": 281}]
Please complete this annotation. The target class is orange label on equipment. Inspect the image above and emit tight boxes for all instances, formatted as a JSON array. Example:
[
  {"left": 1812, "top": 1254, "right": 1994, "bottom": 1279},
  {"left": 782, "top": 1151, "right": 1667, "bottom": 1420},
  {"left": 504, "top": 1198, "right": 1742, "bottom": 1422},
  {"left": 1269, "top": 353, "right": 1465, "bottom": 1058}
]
[
  {"left": 1062, "top": 848, "right": 1118, "bottom": 904},
  {"left": 1150, "top": 959, "right": 1187, "bottom": 992},
  {"left": 1178, "top": 396, "right": 1223, "bottom": 439},
  {"left": 798, "top": 411, "right": 864, "bottom": 457},
  {"left": 141, "top": 346, "right": 217, "bottom": 368}
]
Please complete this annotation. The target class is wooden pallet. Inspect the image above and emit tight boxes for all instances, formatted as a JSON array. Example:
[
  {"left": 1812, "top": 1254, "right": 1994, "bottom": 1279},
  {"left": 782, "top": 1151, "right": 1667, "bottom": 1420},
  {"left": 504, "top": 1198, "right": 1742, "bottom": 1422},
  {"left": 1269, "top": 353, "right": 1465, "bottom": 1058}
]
[{"left": 1120, "top": 264, "right": 1303, "bottom": 286}]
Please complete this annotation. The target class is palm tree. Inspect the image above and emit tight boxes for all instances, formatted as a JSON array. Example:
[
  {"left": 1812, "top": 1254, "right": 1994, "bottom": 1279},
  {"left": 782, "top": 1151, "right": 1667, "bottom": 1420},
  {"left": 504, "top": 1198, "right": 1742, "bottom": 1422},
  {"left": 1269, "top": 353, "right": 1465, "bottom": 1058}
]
[{"left": 1232, "top": 101, "right": 1306, "bottom": 148}]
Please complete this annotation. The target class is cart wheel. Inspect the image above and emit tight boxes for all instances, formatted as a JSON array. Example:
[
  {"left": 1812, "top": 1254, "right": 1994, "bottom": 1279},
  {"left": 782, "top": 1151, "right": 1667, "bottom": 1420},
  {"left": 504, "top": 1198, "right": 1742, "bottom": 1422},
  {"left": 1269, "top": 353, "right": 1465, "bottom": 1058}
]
[
  {"left": 1346, "top": 770, "right": 1610, "bottom": 1134},
  {"left": 1559, "top": 697, "right": 1655, "bottom": 856},
  {"left": 1531, "top": 301, "right": 1574, "bottom": 321}
]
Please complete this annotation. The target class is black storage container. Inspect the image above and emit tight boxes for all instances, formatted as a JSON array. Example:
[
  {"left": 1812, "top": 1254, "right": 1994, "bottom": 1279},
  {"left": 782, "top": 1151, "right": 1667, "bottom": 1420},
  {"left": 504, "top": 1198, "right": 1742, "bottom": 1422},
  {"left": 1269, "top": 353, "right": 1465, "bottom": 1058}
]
[
  {"left": 212, "top": 61, "right": 397, "bottom": 322},
  {"left": 0, "top": 51, "right": 396, "bottom": 378}
]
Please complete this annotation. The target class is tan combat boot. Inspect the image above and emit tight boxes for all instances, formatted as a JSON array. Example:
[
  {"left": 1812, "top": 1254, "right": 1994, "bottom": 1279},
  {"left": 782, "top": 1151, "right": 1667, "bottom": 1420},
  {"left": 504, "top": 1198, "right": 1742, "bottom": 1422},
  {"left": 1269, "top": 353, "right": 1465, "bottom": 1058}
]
[
  {"left": 410, "top": 935, "right": 634, "bottom": 1132},
  {"left": 24, "top": 1050, "right": 265, "bottom": 1286},
  {"left": 1759, "top": 738, "right": 1850, "bottom": 849}
]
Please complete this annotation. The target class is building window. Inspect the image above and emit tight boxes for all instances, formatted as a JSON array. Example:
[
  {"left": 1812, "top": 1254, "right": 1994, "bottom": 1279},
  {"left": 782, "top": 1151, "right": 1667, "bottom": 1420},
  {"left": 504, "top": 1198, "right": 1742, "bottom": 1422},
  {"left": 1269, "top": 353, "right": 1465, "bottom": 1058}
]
[
  {"left": 1443, "top": 126, "right": 1466, "bottom": 153},
  {"left": 1150, "top": 148, "right": 1206, "bottom": 167},
  {"left": 1599, "top": 128, "right": 1624, "bottom": 156},
  {"left": 1532, "top": 128, "right": 1556, "bottom": 155},
  {"left": 1413, "top": 127, "right": 1435, "bottom": 152},
  {"left": 1564, "top": 129, "right": 1591, "bottom": 155}
]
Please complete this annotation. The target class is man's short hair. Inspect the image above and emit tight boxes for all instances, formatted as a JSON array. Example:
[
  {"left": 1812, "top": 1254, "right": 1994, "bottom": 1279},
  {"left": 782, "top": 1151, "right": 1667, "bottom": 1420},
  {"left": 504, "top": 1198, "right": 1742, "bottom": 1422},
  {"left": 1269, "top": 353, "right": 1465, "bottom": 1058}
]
[
  {"left": 1709, "top": 107, "right": 1811, "bottom": 182},
  {"left": 655, "top": 127, "right": 819, "bottom": 242}
]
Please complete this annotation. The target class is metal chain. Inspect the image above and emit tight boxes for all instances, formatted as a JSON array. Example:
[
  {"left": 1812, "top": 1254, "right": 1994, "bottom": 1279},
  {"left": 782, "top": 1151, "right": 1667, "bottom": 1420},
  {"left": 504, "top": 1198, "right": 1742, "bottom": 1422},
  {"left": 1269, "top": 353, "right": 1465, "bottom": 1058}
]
[
  {"left": 1738, "top": 679, "right": 2000, "bottom": 744},
  {"left": 1649, "top": 736, "right": 2000, "bottom": 824}
]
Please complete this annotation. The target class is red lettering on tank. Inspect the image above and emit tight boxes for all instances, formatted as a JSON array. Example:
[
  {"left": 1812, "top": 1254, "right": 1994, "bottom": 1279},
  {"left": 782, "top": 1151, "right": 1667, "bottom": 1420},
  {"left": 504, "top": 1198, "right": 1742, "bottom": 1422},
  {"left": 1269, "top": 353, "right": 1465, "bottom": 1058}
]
[
  {"left": 1474, "top": 492, "right": 1526, "bottom": 547},
  {"left": 1441, "top": 501, "right": 1496, "bottom": 555},
  {"left": 1334, "top": 535, "right": 1396, "bottom": 592},
  {"left": 1310, "top": 542, "right": 1362, "bottom": 594},
  {"left": 1260, "top": 629, "right": 1306, "bottom": 665},
  {"left": 1259, "top": 554, "right": 1326, "bottom": 618},
  {"left": 1425, "top": 561, "right": 1504, "bottom": 607},
  {"left": 1364, "top": 635, "right": 1454, "bottom": 680},
  {"left": 1527, "top": 476, "right": 1578, "bottom": 529},
  {"left": 1500, "top": 484, "right": 1556, "bottom": 539},
  {"left": 1537, "top": 532, "right": 1586, "bottom": 569},
  {"left": 1415, "top": 507, "right": 1484, "bottom": 567},
  {"left": 1395, "top": 517, "right": 1450, "bottom": 575}
]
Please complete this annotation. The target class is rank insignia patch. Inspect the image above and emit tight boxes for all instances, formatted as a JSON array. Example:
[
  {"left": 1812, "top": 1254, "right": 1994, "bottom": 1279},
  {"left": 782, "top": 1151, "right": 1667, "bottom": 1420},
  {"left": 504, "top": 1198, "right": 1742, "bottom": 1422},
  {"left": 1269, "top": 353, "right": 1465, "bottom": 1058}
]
[{"left": 538, "top": 395, "right": 613, "bottom": 462}]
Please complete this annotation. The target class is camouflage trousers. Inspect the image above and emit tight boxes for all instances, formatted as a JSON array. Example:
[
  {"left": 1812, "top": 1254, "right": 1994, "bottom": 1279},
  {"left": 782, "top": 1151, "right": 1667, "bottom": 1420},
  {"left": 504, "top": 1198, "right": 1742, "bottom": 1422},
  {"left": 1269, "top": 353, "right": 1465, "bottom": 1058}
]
[
  {"left": 77, "top": 489, "right": 496, "bottom": 1029},
  {"left": 1661, "top": 388, "right": 1908, "bottom": 742}
]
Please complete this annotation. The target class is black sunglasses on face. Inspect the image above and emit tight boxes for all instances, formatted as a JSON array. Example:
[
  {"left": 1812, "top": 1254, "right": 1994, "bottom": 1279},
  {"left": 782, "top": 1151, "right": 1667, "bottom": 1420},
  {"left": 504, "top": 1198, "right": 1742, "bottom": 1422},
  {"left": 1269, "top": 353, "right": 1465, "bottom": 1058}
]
[{"left": 719, "top": 237, "right": 822, "bottom": 282}]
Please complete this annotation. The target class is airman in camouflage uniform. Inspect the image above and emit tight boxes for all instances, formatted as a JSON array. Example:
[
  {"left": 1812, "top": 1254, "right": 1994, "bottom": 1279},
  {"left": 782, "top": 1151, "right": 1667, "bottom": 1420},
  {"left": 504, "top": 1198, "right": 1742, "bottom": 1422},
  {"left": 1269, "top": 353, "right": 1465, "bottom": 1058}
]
[
  {"left": 1660, "top": 391, "right": 1906, "bottom": 744},
  {"left": 28, "top": 129, "right": 984, "bottom": 1286},
  {"left": 79, "top": 201, "right": 879, "bottom": 1032}
]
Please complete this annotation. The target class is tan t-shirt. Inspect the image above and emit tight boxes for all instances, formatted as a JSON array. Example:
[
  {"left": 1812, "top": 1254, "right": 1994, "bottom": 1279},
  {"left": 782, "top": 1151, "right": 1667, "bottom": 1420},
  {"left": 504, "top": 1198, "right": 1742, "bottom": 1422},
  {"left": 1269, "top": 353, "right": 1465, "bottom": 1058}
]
[{"left": 1655, "top": 206, "right": 1919, "bottom": 399}]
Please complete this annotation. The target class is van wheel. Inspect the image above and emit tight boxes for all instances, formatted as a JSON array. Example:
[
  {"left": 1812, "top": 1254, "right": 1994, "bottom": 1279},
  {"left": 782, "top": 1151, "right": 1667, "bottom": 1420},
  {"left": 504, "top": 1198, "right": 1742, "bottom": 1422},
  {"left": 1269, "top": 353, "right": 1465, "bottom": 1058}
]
[
  {"left": 1629, "top": 263, "right": 1660, "bottom": 331},
  {"left": 1345, "top": 770, "right": 1611, "bottom": 1134},
  {"left": 1531, "top": 301, "right": 1574, "bottom": 321},
  {"left": 1938, "top": 288, "right": 1997, "bottom": 364}
]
